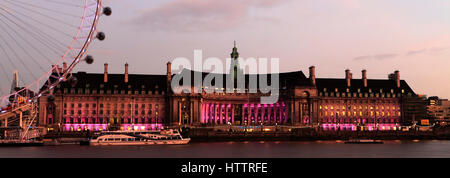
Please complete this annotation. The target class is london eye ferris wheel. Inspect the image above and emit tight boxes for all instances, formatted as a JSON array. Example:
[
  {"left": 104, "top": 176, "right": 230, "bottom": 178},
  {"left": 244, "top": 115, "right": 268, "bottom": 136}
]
[{"left": 0, "top": 0, "right": 111, "bottom": 111}]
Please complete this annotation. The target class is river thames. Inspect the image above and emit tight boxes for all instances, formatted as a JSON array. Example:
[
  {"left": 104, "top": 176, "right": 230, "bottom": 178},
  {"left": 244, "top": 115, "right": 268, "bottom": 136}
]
[{"left": 0, "top": 140, "right": 449, "bottom": 158}]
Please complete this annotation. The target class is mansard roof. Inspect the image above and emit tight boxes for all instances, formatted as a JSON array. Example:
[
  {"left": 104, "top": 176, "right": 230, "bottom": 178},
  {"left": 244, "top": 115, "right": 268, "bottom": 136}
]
[
  {"left": 48, "top": 72, "right": 168, "bottom": 94},
  {"left": 315, "top": 78, "right": 416, "bottom": 95},
  {"left": 177, "top": 69, "right": 313, "bottom": 89}
]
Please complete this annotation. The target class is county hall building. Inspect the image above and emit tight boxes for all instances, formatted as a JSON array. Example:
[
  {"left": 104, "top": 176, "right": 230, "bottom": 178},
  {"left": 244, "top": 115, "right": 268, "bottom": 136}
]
[{"left": 38, "top": 45, "right": 419, "bottom": 132}]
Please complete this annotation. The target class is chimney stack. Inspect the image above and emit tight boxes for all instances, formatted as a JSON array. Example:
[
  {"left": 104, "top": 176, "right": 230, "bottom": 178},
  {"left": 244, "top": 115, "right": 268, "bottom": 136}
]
[
  {"left": 167, "top": 61, "right": 172, "bottom": 93},
  {"left": 104, "top": 63, "right": 108, "bottom": 83},
  {"left": 309, "top": 66, "right": 316, "bottom": 86},
  {"left": 124, "top": 63, "right": 129, "bottom": 83},
  {"left": 395, "top": 70, "right": 400, "bottom": 88},
  {"left": 63, "top": 62, "right": 68, "bottom": 73},
  {"left": 345, "top": 69, "right": 352, "bottom": 87},
  {"left": 167, "top": 62, "right": 172, "bottom": 81},
  {"left": 362, "top": 69, "right": 367, "bottom": 87}
]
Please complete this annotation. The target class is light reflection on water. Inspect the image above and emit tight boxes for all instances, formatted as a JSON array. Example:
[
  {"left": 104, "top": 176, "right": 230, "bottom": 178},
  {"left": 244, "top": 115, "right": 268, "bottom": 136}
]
[{"left": 0, "top": 140, "right": 449, "bottom": 158}]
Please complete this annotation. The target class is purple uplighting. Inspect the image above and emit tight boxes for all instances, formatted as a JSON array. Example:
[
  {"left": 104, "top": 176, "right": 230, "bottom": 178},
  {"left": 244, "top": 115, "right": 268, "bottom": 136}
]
[{"left": 201, "top": 102, "right": 287, "bottom": 125}]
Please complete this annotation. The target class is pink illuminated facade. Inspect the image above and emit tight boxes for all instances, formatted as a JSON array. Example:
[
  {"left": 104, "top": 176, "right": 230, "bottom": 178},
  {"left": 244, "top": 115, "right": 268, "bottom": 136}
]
[{"left": 39, "top": 45, "right": 418, "bottom": 132}]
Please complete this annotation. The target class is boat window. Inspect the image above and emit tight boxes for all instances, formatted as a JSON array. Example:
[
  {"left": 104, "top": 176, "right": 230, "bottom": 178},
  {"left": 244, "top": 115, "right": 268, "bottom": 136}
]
[
  {"left": 121, "top": 138, "right": 127, "bottom": 141},
  {"left": 114, "top": 138, "right": 121, "bottom": 141},
  {"left": 128, "top": 138, "right": 134, "bottom": 141}
]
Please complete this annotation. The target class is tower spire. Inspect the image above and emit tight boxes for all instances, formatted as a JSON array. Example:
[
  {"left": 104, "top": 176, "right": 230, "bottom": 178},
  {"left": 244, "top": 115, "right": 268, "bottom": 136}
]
[
  {"left": 229, "top": 41, "right": 243, "bottom": 79},
  {"left": 231, "top": 41, "right": 239, "bottom": 59},
  {"left": 10, "top": 70, "right": 18, "bottom": 93}
]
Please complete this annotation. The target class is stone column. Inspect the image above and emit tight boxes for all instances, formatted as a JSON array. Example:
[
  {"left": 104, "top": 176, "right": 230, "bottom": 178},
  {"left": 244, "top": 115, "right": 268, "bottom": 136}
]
[
  {"left": 231, "top": 105, "right": 235, "bottom": 124},
  {"left": 299, "top": 103, "right": 303, "bottom": 125},
  {"left": 214, "top": 104, "right": 218, "bottom": 125},
  {"left": 225, "top": 104, "right": 229, "bottom": 124}
]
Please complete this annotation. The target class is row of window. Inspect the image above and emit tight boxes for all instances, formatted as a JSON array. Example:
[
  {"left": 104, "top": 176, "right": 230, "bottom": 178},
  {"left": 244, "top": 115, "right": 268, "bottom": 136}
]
[
  {"left": 61, "top": 88, "right": 164, "bottom": 95},
  {"left": 320, "top": 99, "right": 399, "bottom": 104},
  {"left": 63, "top": 117, "right": 163, "bottom": 124},
  {"left": 320, "top": 105, "right": 400, "bottom": 111},
  {"left": 64, "top": 103, "right": 160, "bottom": 109},
  {"left": 319, "top": 92, "right": 412, "bottom": 98},
  {"left": 321, "top": 111, "right": 401, "bottom": 117},
  {"left": 64, "top": 110, "right": 160, "bottom": 116}
]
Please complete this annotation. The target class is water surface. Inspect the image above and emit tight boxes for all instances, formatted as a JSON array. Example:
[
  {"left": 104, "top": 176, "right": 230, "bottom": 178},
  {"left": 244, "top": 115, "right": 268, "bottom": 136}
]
[{"left": 1, "top": 140, "right": 449, "bottom": 158}]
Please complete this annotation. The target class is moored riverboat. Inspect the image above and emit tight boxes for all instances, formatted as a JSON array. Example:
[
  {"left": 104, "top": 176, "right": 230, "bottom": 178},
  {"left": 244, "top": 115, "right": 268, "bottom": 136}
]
[{"left": 89, "top": 129, "right": 190, "bottom": 146}]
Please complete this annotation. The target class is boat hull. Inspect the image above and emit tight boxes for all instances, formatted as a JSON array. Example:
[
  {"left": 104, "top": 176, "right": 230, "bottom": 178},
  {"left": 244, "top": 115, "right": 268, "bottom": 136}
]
[{"left": 90, "top": 139, "right": 190, "bottom": 146}]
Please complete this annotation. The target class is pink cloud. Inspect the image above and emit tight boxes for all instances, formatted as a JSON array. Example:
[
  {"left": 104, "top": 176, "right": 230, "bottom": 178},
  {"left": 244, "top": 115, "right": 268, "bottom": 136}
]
[{"left": 131, "top": 0, "right": 287, "bottom": 32}]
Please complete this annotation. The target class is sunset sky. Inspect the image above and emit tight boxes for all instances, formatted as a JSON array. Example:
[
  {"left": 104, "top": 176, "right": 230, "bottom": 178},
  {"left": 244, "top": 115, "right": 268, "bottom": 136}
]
[{"left": 85, "top": 0, "right": 450, "bottom": 98}]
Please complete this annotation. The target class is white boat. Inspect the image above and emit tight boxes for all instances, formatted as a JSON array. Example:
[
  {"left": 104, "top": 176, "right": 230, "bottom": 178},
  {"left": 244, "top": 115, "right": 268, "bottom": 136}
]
[{"left": 89, "top": 129, "right": 190, "bottom": 146}]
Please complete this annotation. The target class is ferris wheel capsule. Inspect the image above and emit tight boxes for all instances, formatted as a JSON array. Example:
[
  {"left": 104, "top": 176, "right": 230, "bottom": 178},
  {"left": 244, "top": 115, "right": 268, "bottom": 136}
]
[
  {"left": 97, "top": 32, "right": 106, "bottom": 41},
  {"left": 103, "top": 7, "right": 112, "bottom": 16},
  {"left": 85, "top": 55, "right": 94, "bottom": 64}
]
